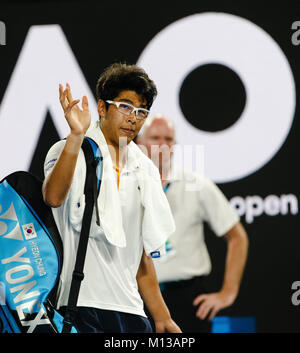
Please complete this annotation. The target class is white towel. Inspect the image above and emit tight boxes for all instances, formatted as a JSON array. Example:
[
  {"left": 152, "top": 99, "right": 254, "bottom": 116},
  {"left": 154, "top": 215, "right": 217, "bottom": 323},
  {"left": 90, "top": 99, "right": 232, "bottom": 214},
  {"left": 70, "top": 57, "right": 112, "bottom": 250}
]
[{"left": 68, "top": 120, "right": 175, "bottom": 257}]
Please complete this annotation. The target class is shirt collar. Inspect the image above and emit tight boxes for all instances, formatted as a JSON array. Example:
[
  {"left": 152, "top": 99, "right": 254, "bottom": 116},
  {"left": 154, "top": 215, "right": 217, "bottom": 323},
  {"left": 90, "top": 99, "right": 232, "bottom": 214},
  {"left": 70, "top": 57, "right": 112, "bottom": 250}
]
[{"left": 88, "top": 120, "right": 141, "bottom": 173}]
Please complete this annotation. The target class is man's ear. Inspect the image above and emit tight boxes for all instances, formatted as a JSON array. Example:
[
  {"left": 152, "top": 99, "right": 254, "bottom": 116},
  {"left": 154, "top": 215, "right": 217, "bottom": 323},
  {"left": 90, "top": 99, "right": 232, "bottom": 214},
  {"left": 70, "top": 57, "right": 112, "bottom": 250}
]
[{"left": 97, "top": 99, "right": 106, "bottom": 118}]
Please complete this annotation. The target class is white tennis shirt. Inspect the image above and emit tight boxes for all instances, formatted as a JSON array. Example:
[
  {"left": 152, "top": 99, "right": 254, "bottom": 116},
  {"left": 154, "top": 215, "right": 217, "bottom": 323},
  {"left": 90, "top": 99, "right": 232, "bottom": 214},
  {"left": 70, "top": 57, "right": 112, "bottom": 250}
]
[
  {"left": 153, "top": 168, "right": 239, "bottom": 283},
  {"left": 44, "top": 134, "right": 175, "bottom": 317}
]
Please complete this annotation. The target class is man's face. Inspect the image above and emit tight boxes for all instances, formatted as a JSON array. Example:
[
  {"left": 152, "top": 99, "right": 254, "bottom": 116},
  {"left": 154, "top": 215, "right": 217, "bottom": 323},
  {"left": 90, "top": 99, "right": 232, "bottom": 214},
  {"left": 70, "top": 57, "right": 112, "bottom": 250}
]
[
  {"left": 141, "top": 118, "right": 176, "bottom": 171},
  {"left": 98, "top": 90, "right": 147, "bottom": 147}
]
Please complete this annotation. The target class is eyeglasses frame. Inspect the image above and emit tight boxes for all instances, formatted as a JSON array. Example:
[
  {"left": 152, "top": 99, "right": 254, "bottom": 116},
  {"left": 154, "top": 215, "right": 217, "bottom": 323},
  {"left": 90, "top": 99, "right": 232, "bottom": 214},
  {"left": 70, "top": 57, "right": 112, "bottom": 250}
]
[{"left": 106, "top": 100, "right": 149, "bottom": 120}]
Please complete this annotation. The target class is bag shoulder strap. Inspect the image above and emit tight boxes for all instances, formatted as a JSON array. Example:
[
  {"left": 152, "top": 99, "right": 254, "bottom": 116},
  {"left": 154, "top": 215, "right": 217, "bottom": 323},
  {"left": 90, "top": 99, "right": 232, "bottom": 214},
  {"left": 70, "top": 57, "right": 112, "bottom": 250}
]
[{"left": 62, "top": 137, "right": 102, "bottom": 333}]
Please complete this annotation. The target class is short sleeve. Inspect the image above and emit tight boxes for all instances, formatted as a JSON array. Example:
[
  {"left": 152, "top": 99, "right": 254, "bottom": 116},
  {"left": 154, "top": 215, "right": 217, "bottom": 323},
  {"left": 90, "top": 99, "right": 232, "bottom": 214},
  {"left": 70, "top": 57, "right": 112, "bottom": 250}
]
[
  {"left": 44, "top": 140, "right": 66, "bottom": 177},
  {"left": 199, "top": 177, "right": 239, "bottom": 237}
]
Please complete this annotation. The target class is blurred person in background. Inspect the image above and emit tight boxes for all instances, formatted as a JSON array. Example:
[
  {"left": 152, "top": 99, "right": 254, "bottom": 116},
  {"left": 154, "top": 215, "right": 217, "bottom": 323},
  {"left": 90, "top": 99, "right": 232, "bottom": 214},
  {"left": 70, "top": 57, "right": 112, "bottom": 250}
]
[{"left": 137, "top": 114, "right": 249, "bottom": 333}]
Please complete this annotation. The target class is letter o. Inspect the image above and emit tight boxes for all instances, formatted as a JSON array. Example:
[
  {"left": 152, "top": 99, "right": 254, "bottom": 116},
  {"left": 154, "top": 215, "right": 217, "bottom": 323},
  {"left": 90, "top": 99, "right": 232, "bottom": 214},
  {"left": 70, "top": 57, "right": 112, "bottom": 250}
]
[
  {"left": 137, "top": 13, "right": 296, "bottom": 183},
  {"left": 6, "top": 264, "right": 34, "bottom": 284},
  {"left": 230, "top": 196, "right": 246, "bottom": 217}
]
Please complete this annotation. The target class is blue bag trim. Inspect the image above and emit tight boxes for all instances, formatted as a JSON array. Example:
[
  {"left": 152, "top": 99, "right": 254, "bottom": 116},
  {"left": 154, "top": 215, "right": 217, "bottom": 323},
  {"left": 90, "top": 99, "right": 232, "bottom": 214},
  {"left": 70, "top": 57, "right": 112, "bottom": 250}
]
[{"left": 84, "top": 137, "right": 103, "bottom": 192}]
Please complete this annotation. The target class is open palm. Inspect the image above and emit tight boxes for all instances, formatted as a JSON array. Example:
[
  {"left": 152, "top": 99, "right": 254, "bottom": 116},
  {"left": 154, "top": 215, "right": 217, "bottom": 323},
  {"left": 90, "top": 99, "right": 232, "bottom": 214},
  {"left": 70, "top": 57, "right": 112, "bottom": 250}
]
[{"left": 59, "top": 83, "right": 91, "bottom": 136}]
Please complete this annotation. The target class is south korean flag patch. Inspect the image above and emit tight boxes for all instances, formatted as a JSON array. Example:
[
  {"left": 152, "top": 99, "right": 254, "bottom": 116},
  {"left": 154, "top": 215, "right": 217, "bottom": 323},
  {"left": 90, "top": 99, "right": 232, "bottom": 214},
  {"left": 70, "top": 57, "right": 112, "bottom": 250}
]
[{"left": 22, "top": 223, "right": 37, "bottom": 240}]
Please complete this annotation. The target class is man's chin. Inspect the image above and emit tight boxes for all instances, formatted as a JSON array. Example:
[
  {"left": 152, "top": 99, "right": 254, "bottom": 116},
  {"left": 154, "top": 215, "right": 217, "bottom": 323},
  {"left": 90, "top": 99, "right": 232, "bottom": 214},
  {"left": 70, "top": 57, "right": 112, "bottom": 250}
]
[{"left": 117, "top": 135, "right": 133, "bottom": 147}]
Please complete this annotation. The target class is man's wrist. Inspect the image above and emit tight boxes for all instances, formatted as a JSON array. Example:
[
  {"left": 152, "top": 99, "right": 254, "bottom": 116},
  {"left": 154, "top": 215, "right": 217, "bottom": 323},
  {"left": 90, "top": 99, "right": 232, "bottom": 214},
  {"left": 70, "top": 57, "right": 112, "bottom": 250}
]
[
  {"left": 152, "top": 310, "right": 172, "bottom": 323},
  {"left": 219, "top": 286, "right": 238, "bottom": 304},
  {"left": 154, "top": 316, "right": 172, "bottom": 324},
  {"left": 65, "top": 132, "right": 85, "bottom": 154}
]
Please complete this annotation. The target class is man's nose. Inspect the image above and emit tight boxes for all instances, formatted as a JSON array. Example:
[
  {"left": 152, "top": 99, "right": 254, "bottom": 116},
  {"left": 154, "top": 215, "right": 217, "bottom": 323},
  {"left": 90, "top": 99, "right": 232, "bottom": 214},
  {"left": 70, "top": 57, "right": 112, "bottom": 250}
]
[{"left": 126, "top": 112, "right": 137, "bottom": 124}]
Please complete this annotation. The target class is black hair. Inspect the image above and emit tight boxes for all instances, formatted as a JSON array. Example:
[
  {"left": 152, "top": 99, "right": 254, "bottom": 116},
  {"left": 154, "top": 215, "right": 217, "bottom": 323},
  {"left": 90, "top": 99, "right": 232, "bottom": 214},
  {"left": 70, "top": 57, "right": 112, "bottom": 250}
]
[{"left": 96, "top": 62, "right": 157, "bottom": 110}]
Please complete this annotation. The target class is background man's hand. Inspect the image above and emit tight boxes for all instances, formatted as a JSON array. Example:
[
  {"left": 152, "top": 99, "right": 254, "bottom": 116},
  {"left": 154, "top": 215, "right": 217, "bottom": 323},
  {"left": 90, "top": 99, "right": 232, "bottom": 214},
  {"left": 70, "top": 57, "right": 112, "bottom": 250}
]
[{"left": 193, "top": 291, "right": 236, "bottom": 321}]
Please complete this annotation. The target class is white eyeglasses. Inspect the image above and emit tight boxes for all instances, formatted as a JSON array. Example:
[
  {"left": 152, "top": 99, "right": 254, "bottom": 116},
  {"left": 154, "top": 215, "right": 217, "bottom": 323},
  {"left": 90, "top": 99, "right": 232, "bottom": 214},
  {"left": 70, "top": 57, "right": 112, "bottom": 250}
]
[{"left": 106, "top": 100, "right": 149, "bottom": 120}]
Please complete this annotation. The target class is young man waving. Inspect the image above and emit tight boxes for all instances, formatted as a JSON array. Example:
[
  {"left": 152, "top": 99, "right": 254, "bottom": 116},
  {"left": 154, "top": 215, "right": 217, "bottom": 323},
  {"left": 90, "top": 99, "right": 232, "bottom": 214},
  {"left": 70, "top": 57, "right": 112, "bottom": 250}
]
[{"left": 42, "top": 63, "right": 181, "bottom": 333}]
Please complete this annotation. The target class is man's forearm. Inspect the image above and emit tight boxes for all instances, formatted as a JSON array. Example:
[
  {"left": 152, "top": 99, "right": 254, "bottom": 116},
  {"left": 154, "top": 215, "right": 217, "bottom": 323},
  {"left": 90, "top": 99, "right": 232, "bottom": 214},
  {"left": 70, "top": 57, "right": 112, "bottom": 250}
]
[
  {"left": 136, "top": 251, "right": 171, "bottom": 322},
  {"left": 221, "top": 222, "right": 249, "bottom": 300},
  {"left": 42, "top": 133, "right": 84, "bottom": 207}
]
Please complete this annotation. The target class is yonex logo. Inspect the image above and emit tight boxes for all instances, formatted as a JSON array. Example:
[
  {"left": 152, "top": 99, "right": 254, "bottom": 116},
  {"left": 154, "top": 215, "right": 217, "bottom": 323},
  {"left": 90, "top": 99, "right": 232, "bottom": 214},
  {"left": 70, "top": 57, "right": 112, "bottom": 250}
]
[
  {"left": 0, "top": 203, "right": 23, "bottom": 241},
  {"left": 1, "top": 247, "right": 50, "bottom": 332},
  {"left": 0, "top": 204, "right": 38, "bottom": 241}
]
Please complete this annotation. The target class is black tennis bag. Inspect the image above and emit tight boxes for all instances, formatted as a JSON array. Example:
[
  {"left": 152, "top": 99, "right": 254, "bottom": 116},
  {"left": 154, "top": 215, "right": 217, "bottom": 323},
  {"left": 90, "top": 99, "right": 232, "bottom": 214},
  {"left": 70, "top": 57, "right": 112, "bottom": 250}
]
[{"left": 0, "top": 137, "right": 102, "bottom": 333}]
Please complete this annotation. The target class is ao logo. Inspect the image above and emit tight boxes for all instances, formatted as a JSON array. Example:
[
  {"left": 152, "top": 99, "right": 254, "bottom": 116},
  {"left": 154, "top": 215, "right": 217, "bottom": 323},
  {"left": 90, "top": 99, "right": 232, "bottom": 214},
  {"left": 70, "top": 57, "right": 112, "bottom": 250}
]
[
  {"left": 137, "top": 13, "right": 296, "bottom": 183},
  {"left": 0, "top": 16, "right": 295, "bottom": 183}
]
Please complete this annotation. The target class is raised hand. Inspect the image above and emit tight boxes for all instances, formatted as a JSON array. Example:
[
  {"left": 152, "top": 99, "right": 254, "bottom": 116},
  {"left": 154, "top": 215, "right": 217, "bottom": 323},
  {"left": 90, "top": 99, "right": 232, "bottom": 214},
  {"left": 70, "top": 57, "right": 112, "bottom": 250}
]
[{"left": 59, "top": 83, "right": 91, "bottom": 136}]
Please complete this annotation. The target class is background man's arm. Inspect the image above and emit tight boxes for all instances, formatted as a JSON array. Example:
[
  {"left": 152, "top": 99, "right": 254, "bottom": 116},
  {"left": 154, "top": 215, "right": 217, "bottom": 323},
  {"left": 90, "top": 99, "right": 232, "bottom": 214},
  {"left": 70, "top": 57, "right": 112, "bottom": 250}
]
[{"left": 193, "top": 222, "right": 249, "bottom": 320}]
